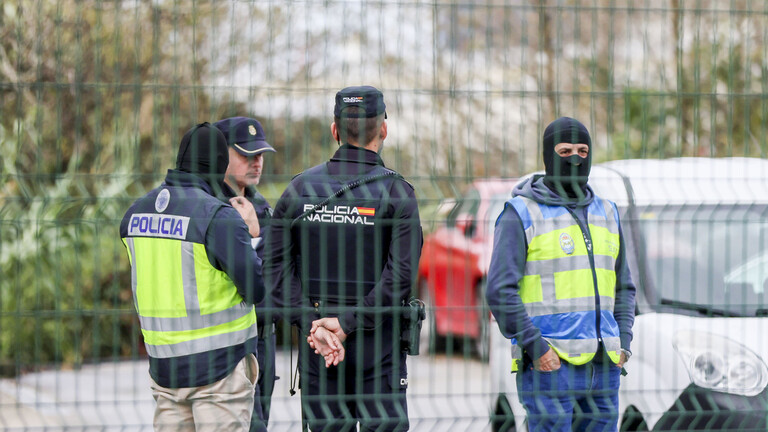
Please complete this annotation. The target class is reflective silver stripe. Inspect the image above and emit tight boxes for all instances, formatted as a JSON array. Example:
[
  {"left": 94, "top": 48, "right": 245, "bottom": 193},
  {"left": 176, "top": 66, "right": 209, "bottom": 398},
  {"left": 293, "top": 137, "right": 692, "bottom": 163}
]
[
  {"left": 524, "top": 296, "right": 615, "bottom": 317},
  {"left": 145, "top": 324, "right": 260, "bottom": 358},
  {"left": 511, "top": 343, "right": 522, "bottom": 360},
  {"left": 602, "top": 336, "right": 621, "bottom": 353},
  {"left": 138, "top": 305, "right": 255, "bottom": 332},
  {"left": 125, "top": 238, "right": 140, "bottom": 312},
  {"left": 583, "top": 199, "right": 620, "bottom": 234},
  {"left": 601, "top": 295, "right": 615, "bottom": 311},
  {"left": 520, "top": 199, "right": 542, "bottom": 244},
  {"left": 525, "top": 254, "right": 615, "bottom": 276},
  {"left": 597, "top": 199, "right": 620, "bottom": 234},
  {"left": 521, "top": 197, "right": 573, "bottom": 223},
  {"left": 542, "top": 211, "right": 577, "bottom": 227},
  {"left": 521, "top": 199, "right": 573, "bottom": 243},
  {"left": 538, "top": 273, "right": 555, "bottom": 301},
  {"left": 588, "top": 217, "right": 613, "bottom": 232},
  {"left": 548, "top": 337, "right": 599, "bottom": 357},
  {"left": 523, "top": 225, "right": 535, "bottom": 245},
  {"left": 180, "top": 242, "right": 201, "bottom": 317}
]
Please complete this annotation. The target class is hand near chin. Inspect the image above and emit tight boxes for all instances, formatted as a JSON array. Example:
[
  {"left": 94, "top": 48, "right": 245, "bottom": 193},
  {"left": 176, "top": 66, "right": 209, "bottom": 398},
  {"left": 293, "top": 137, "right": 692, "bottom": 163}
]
[{"left": 229, "top": 196, "right": 260, "bottom": 237}]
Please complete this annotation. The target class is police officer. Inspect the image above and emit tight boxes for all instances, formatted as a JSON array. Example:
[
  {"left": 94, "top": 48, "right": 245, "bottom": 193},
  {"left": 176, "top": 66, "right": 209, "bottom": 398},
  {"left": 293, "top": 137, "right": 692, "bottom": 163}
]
[
  {"left": 214, "top": 116, "right": 279, "bottom": 432},
  {"left": 486, "top": 117, "right": 636, "bottom": 431},
  {"left": 263, "top": 86, "right": 423, "bottom": 432},
  {"left": 120, "top": 123, "right": 264, "bottom": 431}
]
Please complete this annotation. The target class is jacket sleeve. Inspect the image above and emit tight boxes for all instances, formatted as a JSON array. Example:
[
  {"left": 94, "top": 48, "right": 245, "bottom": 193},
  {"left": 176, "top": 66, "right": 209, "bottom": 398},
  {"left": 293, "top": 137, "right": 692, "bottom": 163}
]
[
  {"left": 338, "top": 180, "right": 423, "bottom": 335},
  {"left": 262, "top": 182, "right": 320, "bottom": 335},
  {"left": 486, "top": 202, "right": 550, "bottom": 361},
  {"left": 613, "top": 208, "right": 637, "bottom": 352},
  {"left": 206, "top": 206, "right": 265, "bottom": 305}
]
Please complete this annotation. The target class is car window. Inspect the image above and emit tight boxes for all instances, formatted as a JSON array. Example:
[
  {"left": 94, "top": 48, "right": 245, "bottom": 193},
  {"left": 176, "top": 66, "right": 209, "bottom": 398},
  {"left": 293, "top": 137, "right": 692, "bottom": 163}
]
[{"left": 637, "top": 204, "right": 768, "bottom": 316}]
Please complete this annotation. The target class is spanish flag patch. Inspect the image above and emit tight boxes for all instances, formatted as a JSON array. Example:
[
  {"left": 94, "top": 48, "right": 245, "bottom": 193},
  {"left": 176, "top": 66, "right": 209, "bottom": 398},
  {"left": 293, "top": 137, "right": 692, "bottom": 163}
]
[{"left": 356, "top": 207, "right": 375, "bottom": 216}]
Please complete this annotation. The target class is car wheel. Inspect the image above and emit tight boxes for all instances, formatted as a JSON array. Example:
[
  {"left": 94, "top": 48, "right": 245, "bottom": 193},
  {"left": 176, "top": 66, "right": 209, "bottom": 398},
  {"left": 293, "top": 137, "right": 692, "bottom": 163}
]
[
  {"left": 491, "top": 395, "right": 518, "bottom": 432},
  {"left": 474, "top": 280, "right": 490, "bottom": 361},
  {"left": 620, "top": 406, "right": 649, "bottom": 431}
]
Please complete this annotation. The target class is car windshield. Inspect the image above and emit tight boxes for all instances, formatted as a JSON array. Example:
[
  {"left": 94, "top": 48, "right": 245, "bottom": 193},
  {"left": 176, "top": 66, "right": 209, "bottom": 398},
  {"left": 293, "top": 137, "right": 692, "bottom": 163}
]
[{"left": 638, "top": 204, "right": 768, "bottom": 316}]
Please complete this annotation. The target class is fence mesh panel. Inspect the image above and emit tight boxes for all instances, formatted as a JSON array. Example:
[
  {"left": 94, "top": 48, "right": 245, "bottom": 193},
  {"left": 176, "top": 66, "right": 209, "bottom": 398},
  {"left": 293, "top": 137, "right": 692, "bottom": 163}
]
[{"left": 2, "top": 1, "right": 768, "bottom": 431}]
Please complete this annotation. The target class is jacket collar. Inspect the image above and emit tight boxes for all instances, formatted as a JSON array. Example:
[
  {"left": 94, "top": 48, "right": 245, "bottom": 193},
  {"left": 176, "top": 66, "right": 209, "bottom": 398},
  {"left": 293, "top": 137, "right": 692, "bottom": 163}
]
[
  {"left": 330, "top": 143, "right": 385, "bottom": 167},
  {"left": 163, "top": 169, "right": 216, "bottom": 195}
]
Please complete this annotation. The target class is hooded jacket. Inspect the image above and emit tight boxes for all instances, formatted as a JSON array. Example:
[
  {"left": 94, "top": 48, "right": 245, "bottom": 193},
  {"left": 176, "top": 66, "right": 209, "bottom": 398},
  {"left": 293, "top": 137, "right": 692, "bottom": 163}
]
[
  {"left": 120, "top": 124, "right": 265, "bottom": 388},
  {"left": 486, "top": 175, "right": 636, "bottom": 363}
]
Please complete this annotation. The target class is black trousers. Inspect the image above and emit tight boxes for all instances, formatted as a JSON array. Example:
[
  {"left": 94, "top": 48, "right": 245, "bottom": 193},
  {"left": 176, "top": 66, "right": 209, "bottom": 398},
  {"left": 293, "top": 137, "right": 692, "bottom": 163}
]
[{"left": 300, "top": 339, "right": 409, "bottom": 432}]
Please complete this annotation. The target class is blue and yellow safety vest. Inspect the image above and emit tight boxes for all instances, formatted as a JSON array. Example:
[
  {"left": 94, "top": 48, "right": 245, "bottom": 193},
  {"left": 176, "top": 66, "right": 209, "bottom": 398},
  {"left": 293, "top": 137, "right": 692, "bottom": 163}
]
[
  {"left": 508, "top": 195, "right": 622, "bottom": 371},
  {"left": 121, "top": 186, "right": 258, "bottom": 359}
]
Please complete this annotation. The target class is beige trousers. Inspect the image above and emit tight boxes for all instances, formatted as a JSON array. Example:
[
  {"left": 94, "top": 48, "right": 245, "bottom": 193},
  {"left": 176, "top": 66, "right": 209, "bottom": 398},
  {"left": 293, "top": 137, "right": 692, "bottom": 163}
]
[{"left": 150, "top": 354, "right": 259, "bottom": 432}]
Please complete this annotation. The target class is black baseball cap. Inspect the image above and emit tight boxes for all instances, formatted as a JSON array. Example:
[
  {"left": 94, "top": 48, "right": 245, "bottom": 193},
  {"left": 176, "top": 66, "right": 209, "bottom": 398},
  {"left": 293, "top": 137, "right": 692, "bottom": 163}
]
[
  {"left": 213, "top": 117, "right": 276, "bottom": 156},
  {"left": 334, "top": 86, "right": 387, "bottom": 119}
]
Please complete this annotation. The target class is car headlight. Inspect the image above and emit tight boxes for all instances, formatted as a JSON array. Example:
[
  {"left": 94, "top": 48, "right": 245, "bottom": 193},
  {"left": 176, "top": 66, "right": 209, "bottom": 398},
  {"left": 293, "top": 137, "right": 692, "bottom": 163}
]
[{"left": 673, "top": 330, "right": 768, "bottom": 397}]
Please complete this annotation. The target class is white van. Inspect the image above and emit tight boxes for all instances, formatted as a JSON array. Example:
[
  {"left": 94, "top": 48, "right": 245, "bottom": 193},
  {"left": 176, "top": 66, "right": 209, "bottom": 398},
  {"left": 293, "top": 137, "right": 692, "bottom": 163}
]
[{"left": 488, "top": 157, "right": 768, "bottom": 431}]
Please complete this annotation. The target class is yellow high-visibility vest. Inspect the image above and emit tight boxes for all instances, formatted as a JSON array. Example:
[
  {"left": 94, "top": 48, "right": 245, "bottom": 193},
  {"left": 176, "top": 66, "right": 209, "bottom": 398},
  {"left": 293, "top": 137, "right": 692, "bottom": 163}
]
[
  {"left": 121, "top": 186, "right": 258, "bottom": 358},
  {"left": 508, "top": 196, "right": 622, "bottom": 371}
]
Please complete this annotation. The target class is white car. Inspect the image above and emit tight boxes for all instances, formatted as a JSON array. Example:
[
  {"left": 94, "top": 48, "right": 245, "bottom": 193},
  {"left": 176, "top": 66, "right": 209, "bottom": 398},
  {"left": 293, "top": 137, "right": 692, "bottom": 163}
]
[{"left": 488, "top": 157, "right": 768, "bottom": 431}]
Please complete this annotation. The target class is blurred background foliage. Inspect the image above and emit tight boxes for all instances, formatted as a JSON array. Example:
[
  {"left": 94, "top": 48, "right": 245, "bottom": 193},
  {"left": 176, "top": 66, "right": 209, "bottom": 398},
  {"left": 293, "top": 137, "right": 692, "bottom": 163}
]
[{"left": 1, "top": 0, "right": 767, "bottom": 375}]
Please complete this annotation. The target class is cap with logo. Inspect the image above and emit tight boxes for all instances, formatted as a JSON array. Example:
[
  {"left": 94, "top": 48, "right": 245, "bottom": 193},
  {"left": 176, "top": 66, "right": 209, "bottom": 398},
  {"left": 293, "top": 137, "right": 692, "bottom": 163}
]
[
  {"left": 334, "top": 85, "right": 387, "bottom": 119},
  {"left": 213, "top": 117, "right": 276, "bottom": 157}
]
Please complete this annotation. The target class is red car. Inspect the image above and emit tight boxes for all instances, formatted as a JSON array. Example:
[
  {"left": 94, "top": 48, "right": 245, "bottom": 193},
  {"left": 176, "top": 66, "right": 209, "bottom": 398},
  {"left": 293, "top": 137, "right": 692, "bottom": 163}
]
[{"left": 418, "top": 179, "right": 517, "bottom": 359}]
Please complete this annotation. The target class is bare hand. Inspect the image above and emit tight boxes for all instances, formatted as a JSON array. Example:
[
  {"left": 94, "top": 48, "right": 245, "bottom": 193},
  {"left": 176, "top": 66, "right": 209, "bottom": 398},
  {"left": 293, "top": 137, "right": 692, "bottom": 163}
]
[
  {"left": 617, "top": 351, "right": 629, "bottom": 368},
  {"left": 533, "top": 347, "right": 561, "bottom": 372},
  {"left": 310, "top": 317, "right": 348, "bottom": 344},
  {"left": 229, "top": 197, "right": 260, "bottom": 237},
  {"left": 307, "top": 327, "right": 345, "bottom": 367}
]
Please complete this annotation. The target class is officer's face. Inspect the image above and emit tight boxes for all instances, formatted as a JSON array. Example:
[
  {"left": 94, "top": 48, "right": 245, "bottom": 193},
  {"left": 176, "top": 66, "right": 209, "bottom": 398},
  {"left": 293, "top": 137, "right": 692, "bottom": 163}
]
[
  {"left": 553, "top": 142, "right": 589, "bottom": 158},
  {"left": 225, "top": 147, "right": 264, "bottom": 190}
]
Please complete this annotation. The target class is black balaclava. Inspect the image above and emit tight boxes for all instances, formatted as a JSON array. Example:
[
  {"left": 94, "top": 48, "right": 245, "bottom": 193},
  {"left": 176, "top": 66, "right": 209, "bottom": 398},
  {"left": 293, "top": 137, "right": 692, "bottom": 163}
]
[
  {"left": 542, "top": 117, "right": 592, "bottom": 199},
  {"left": 175, "top": 122, "right": 229, "bottom": 191}
]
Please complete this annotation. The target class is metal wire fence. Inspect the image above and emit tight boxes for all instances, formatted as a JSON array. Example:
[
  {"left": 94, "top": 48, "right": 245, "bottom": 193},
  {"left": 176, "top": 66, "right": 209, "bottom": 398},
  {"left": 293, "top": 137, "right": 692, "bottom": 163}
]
[{"left": 2, "top": 0, "right": 768, "bottom": 430}]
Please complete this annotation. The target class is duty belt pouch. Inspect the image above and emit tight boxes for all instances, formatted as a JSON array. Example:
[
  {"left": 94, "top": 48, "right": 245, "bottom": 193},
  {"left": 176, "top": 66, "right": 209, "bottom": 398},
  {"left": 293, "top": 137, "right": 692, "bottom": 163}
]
[{"left": 401, "top": 297, "right": 426, "bottom": 355}]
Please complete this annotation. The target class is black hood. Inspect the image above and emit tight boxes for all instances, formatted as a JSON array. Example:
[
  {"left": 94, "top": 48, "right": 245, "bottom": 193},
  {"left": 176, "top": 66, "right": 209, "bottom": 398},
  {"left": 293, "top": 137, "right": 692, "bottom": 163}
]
[
  {"left": 175, "top": 122, "right": 229, "bottom": 191},
  {"left": 541, "top": 117, "right": 592, "bottom": 199}
]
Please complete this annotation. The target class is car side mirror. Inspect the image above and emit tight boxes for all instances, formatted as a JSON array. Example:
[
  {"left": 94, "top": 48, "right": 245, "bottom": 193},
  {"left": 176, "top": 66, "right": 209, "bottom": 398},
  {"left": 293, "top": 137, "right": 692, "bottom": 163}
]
[{"left": 455, "top": 218, "right": 476, "bottom": 238}]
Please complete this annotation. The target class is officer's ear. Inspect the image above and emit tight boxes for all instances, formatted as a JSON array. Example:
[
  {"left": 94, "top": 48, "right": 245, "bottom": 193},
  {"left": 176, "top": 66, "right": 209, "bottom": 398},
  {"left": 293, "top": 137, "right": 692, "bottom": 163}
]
[
  {"left": 331, "top": 121, "right": 341, "bottom": 144},
  {"left": 379, "top": 120, "right": 387, "bottom": 140}
]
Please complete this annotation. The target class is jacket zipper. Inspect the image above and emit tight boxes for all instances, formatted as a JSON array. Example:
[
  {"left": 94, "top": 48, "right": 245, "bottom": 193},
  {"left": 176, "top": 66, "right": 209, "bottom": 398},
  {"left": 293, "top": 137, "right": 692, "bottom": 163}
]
[{"left": 566, "top": 207, "right": 602, "bottom": 349}]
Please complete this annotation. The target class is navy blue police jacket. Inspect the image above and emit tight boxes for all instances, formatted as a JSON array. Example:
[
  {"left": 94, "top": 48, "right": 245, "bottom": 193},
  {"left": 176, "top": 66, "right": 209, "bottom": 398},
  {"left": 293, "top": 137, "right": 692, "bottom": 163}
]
[
  {"left": 223, "top": 184, "right": 282, "bottom": 331},
  {"left": 120, "top": 169, "right": 264, "bottom": 388},
  {"left": 263, "top": 144, "right": 423, "bottom": 358}
]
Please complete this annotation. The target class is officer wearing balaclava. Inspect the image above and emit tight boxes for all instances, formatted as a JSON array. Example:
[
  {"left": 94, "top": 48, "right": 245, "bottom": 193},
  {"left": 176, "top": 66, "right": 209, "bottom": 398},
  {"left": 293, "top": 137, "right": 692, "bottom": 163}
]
[
  {"left": 541, "top": 116, "right": 592, "bottom": 200},
  {"left": 486, "top": 116, "right": 637, "bottom": 431}
]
